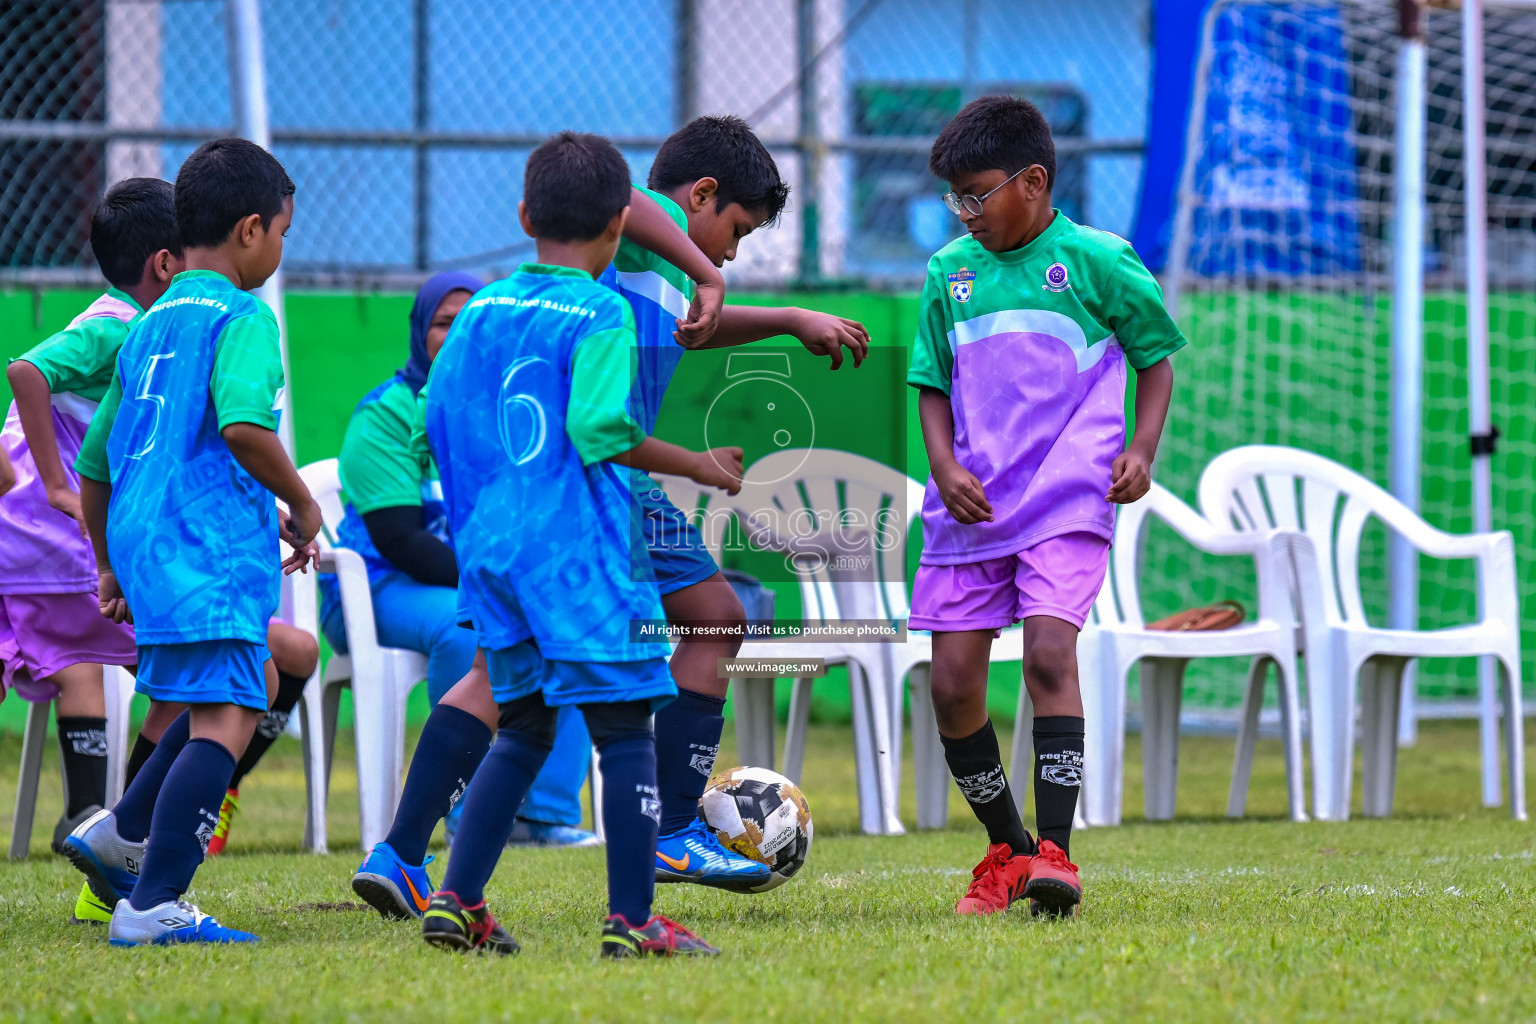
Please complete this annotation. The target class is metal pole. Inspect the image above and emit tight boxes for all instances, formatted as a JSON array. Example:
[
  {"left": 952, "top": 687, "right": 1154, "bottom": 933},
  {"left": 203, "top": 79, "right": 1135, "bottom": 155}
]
[
  {"left": 1392, "top": 0, "right": 1426, "bottom": 746},
  {"left": 413, "top": 0, "right": 430, "bottom": 270},
  {"left": 675, "top": 0, "right": 696, "bottom": 127},
  {"left": 226, "top": 0, "right": 294, "bottom": 459},
  {"left": 796, "top": 0, "right": 820, "bottom": 285},
  {"left": 1461, "top": 0, "right": 1501, "bottom": 808}
]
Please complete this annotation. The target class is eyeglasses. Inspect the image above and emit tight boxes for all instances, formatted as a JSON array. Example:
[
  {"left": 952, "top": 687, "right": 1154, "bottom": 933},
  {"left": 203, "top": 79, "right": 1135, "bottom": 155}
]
[{"left": 942, "top": 166, "right": 1028, "bottom": 217}]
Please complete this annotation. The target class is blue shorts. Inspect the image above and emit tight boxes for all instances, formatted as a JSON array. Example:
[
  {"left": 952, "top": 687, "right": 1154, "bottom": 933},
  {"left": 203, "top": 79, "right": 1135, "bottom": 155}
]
[
  {"left": 486, "top": 642, "right": 676, "bottom": 712},
  {"left": 136, "top": 640, "right": 270, "bottom": 712},
  {"left": 637, "top": 476, "right": 720, "bottom": 596}
]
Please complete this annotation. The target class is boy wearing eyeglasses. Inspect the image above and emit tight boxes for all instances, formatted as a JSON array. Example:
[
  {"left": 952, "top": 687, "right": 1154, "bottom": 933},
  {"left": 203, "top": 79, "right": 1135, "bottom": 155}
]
[{"left": 908, "top": 95, "right": 1184, "bottom": 918}]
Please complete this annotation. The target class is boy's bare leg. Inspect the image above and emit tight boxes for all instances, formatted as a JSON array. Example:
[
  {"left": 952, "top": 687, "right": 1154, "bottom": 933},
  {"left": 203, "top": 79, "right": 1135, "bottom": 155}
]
[
  {"left": 50, "top": 661, "right": 105, "bottom": 718},
  {"left": 1018, "top": 616, "right": 1083, "bottom": 717},
  {"left": 660, "top": 575, "right": 744, "bottom": 700},
  {"left": 438, "top": 648, "right": 498, "bottom": 730}
]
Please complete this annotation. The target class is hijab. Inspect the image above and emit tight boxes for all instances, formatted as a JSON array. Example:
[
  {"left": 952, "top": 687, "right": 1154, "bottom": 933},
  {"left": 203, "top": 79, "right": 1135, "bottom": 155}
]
[{"left": 396, "top": 271, "right": 484, "bottom": 394}]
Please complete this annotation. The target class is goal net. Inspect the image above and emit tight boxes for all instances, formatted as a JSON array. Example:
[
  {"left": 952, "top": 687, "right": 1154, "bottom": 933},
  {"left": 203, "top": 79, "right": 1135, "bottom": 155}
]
[{"left": 1156, "top": 0, "right": 1536, "bottom": 714}]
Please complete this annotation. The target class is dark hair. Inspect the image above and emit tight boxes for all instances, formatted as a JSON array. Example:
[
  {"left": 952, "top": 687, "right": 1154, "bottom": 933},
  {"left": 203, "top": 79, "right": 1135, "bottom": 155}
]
[
  {"left": 929, "top": 95, "right": 1056, "bottom": 190},
  {"left": 648, "top": 115, "right": 789, "bottom": 222},
  {"left": 174, "top": 137, "right": 295, "bottom": 249},
  {"left": 523, "top": 131, "right": 631, "bottom": 242},
  {"left": 89, "top": 177, "right": 181, "bottom": 289}
]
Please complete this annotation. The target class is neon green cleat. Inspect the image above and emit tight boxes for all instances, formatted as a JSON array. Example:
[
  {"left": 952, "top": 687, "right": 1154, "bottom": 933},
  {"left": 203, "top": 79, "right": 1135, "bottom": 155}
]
[{"left": 70, "top": 881, "right": 114, "bottom": 925}]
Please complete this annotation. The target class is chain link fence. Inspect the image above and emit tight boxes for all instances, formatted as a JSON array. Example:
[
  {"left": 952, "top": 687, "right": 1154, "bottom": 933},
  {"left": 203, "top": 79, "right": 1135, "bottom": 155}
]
[{"left": 2, "top": 0, "right": 1151, "bottom": 291}]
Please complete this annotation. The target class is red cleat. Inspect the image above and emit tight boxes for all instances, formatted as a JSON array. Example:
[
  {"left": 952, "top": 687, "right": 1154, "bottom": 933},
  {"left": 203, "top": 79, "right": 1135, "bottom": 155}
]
[
  {"left": 955, "top": 842, "right": 1031, "bottom": 915},
  {"left": 1024, "top": 839, "right": 1081, "bottom": 917}
]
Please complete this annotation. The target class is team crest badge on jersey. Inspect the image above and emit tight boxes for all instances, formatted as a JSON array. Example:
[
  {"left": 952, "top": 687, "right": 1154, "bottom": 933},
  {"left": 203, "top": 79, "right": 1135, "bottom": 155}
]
[
  {"left": 1043, "top": 262, "right": 1070, "bottom": 293},
  {"left": 947, "top": 267, "right": 976, "bottom": 302}
]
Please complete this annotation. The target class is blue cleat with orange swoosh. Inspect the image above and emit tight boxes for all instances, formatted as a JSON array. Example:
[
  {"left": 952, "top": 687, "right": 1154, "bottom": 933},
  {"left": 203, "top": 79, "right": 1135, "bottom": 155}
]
[
  {"left": 352, "top": 842, "right": 436, "bottom": 921},
  {"left": 654, "top": 818, "right": 771, "bottom": 893}
]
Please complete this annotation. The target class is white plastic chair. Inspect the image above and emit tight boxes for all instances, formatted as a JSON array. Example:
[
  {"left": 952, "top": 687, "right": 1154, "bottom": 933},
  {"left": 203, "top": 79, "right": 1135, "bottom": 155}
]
[
  {"left": 8, "top": 665, "right": 136, "bottom": 859},
  {"left": 299, "top": 458, "right": 429, "bottom": 851},
  {"left": 1085, "top": 482, "right": 1306, "bottom": 826},
  {"left": 658, "top": 454, "right": 904, "bottom": 836},
  {"left": 278, "top": 546, "right": 337, "bottom": 854},
  {"left": 1199, "top": 445, "right": 1526, "bottom": 821}
]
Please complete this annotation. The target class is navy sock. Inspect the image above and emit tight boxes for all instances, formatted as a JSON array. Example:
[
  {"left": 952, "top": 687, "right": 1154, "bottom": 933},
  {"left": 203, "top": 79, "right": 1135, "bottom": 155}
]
[
  {"left": 439, "top": 728, "right": 551, "bottom": 906},
  {"left": 384, "top": 704, "right": 492, "bottom": 865},
  {"left": 592, "top": 730, "right": 659, "bottom": 924},
  {"left": 652, "top": 689, "right": 724, "bottom": 835},
  {"left": 113, "top": 711, "right": 190, "bottom": 843},
  {"left": 128, "top": 738, "right": 236, "bottom": 910}
]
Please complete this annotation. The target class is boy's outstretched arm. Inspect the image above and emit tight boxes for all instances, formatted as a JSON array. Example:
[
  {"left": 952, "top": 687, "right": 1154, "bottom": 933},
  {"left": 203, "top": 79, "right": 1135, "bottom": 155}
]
[
  {"left": 919, "top": 386, "right": 992, "bottom": 524},
  {"left": 689, "top": 304, "right": 870, "bottom": 369},
  {"left": 610, "top": 437, "right": 744, "bottom": 496},
  {"left": 1107, "top": 357, "right": 1173, "bottom": 504},
  {"left": 221, "top": 423, "right": 322, "bottom": 573},
  {"left": 6, "top": 360, "right": 85, "bottom": 535},
  {"left": 624, "top": 186, "right": 724, "bottom": 348}
]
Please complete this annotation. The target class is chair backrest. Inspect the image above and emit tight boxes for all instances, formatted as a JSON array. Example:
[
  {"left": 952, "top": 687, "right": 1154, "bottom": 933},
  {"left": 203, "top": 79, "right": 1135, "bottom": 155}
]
[
  {"left": 298, "top": 458, "right": 345, "bottom": 549},
  {"left": 1198, "top": 444, "right": 1417, "bottom": 628},
  {"left": 648, "top": 472, "right": 731, "bottom": 565},
  {"left": 732, "top": 449, "right": 920, "bottom": 625}
]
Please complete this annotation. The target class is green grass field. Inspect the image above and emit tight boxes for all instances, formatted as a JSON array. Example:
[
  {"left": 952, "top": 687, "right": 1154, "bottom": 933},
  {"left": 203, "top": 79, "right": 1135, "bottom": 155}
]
[{"left": 2, "top": 718, "right": 1534, "bottom": 1022}]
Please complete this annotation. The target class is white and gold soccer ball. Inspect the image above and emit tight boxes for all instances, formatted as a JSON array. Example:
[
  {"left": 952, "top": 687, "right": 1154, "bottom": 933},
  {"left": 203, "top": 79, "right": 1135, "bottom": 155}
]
[{"left": 697, "top": 765, "right": 813, "bottom": 892}]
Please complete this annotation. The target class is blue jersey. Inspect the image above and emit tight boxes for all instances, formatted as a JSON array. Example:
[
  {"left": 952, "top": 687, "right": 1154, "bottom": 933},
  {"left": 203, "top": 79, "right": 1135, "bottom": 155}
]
[
  {"left": 84, "top": 270, "right": 285, "bottom": 645},
  {"left": 426, "top": 262, "right": 669, "bottom": 662},
  {"left": 596, "top": 185, "right": 695, "bottom": 436}
]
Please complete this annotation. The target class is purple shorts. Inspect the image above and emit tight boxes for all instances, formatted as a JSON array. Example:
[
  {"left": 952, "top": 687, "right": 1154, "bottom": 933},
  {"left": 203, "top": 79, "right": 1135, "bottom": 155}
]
[
  {"left": 908, "top": 531, "right": 1111, "bottom": 633},
  {"left": 0, "top": 592, "right": 137, "bottom": 702}
]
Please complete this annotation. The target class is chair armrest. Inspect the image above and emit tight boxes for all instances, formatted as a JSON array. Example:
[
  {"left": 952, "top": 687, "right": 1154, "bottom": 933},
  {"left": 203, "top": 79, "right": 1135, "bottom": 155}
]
[{"left": 319, "top": 546, "right": 380, "bottom": 654}]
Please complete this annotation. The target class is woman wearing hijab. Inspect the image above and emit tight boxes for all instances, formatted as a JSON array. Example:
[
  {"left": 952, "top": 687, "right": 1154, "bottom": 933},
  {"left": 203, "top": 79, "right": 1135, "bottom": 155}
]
[{"left": 319, "top": 273, "right": 598, "bottom": 852}]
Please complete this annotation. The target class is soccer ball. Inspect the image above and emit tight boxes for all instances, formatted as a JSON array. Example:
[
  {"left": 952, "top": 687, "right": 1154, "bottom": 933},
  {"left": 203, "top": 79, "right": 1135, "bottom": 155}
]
[{"left": 697, "top": 766, "right": 813, "bottom": 892}]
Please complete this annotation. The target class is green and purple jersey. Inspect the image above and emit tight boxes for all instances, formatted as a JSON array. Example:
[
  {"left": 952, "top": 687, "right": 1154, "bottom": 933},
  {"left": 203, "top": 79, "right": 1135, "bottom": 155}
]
[
  {"left": 908, "top": 211, "right": 1185, "bottom": 565},
  {"left": 0, "top": 290, "right": 141, "bottom": 594}
]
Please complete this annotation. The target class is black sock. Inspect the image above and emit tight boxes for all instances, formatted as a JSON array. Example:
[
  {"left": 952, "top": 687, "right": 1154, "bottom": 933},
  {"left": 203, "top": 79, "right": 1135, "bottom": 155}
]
[
  {"left": 652, "top": 689, "right": 725, "bottom": 835},
  {"left": 125, "top": 733, "right": 157, "bottom": 786},
  {"left": 228, "top": 670, "right": 307, "bottom": 790},
  {"left": 57, "top": 716, "right": 109, "bottom": 817},
  {"left": 941, "top": 720, "right": 1034, "bottom": 856},
  {"left": 1032, "top": 716, "right": 1085, "bottom": 856},
  {"left": 128, "top": 738, "right": 236, "bottom": 910}
]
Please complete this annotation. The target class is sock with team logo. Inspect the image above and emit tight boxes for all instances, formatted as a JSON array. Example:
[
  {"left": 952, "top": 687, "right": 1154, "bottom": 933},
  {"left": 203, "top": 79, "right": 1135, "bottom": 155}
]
[
  {"left": 1032, "top": 715, "right": 1085, "bottom": 856},
  {"left": 114, "top": 711, "right": 191, "bottom": 843},
  {"left": 941, "top": 719, "right": 1035, "bottom": 857},
  {"left": 439, "top": 726, "right": 553, "bottom": 907},
  {"left": 651, "top": 688, "right": 725, "bottom": 835},
  {"left": 128, "top": 738, "right": 236, "bottom": 910},
  {"left": 384, "top": 703, "right": 492, "bottom": 865},
  {"left": 57, "top": 716, "right": 109, "bottom": 817},
  {"left": 585, "top": 717, "right": 659, "bottom": 925}
]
